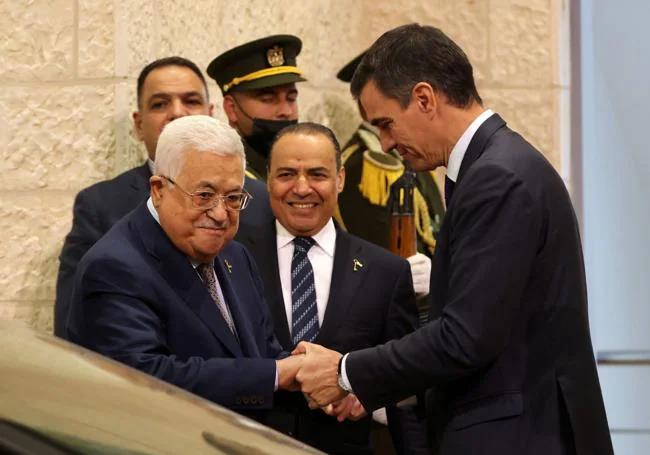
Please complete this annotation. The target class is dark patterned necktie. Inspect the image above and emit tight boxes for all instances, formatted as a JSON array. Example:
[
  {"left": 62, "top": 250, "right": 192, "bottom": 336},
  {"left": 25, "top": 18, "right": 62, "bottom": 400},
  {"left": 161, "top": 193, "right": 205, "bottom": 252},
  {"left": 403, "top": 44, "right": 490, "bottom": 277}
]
[
  {"left": 291, "top": 237, "right": 319, "bottom": 345},
  {"left": 197, "top": 263, "right": 237, "bottom": 337},
  {"left": 445, "top": 175, "right": 455, "bottom": 207}
]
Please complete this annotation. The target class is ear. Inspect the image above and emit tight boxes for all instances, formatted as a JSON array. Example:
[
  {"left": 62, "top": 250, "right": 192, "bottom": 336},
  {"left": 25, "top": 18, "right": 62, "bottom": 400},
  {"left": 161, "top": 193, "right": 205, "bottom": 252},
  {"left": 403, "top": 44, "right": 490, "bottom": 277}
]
[
  {"left": 133, "top": 110, "right": 144, "bottom": 141},
  {"left": 222, "top": 95, "right": 239, "bottom": 126},
  {"left": 337, "top": 166, "right": 346, "bottom": 193},
  {"left": 208, "top": 102, "right": 215, "bottom": 116},
  {"left": 150, "top": 175, "right": 165, "bottom": 207},
  {"left": 411, "top": 82, "right": 437, "bottom": 114}
]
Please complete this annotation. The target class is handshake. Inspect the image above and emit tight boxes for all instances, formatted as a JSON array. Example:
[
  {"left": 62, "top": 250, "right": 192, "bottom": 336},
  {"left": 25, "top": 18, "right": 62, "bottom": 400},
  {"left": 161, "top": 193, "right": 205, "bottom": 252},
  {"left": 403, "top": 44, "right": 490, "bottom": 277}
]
[{"left": 276, "top": 341, "right": 366, "bottom": 422}]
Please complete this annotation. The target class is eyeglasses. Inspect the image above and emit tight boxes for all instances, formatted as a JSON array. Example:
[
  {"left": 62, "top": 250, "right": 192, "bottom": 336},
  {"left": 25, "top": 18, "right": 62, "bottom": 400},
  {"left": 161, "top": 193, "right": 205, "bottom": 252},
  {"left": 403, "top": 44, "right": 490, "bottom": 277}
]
[{"left": 162, "top": 176, "right": 252, "bottom": 211}]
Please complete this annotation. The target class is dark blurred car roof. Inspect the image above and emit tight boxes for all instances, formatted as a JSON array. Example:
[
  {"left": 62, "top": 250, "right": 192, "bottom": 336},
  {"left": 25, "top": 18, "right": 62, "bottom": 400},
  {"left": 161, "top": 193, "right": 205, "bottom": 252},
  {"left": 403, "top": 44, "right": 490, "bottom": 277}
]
[{"left": 0, "top": 320, "right": 321, "bottom": 454}]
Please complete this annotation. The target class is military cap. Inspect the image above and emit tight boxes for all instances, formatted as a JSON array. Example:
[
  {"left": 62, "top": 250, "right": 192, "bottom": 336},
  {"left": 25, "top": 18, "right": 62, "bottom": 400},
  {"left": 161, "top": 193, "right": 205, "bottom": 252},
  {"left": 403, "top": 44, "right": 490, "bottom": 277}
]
[
  {"left": 207, "top": 34, "right": 306, "bottom": 94},
  {"left": 336, "top": 51, "right": 365, "bottom": 83}
]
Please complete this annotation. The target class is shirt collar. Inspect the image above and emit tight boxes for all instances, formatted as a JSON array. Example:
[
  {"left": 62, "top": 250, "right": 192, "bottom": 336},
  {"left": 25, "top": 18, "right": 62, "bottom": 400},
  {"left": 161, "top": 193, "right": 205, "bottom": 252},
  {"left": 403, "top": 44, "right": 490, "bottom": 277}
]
[
  {"left": 146, "top": 196, "right": 160, "bottom": 223},
  {"left": 446, "top": 109, "right": 494, "bottom": 182},
  {"left": 276, "top": 218, "right": 337, "bottom": 257}
]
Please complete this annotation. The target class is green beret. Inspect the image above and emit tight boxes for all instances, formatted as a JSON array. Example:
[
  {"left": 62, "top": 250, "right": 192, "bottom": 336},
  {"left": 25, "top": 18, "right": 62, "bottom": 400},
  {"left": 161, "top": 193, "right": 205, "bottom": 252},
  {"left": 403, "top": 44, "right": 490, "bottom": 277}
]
[{"left": 207, "top": 34, "right": 306, "bottom": 94}]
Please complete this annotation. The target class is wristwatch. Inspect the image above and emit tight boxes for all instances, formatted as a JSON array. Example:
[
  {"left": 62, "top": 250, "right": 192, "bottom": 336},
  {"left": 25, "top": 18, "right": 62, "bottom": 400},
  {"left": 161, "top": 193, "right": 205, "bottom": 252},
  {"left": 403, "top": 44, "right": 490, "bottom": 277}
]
[{"left": 337, "top": 355, "right": 353, "bottom": 392}]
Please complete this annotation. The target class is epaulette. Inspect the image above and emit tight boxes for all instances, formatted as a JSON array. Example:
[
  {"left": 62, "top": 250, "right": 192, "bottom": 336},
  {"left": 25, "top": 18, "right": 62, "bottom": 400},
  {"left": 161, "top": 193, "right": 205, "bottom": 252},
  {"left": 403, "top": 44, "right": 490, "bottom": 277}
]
[
  {"left": 358, "top": 150, "right": 404, "bottom": 206},
  {"left": 357, "top": 128, "right": 383, "bottom": 154}
]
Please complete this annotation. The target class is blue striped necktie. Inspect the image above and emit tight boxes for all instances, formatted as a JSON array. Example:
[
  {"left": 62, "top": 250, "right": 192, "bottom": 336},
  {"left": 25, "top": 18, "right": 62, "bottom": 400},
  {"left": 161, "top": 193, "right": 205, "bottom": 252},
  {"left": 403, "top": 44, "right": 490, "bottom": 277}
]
[{"left": 291, "top": 237, "right": 319, "bottom": 346}]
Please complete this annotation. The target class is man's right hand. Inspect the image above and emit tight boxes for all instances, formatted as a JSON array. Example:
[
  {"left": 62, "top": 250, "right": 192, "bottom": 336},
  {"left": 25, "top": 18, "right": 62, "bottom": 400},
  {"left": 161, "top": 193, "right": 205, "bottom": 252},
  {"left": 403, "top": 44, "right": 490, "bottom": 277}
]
[{"left": 276, "top": 354, "right": 304, "bottom": 391}]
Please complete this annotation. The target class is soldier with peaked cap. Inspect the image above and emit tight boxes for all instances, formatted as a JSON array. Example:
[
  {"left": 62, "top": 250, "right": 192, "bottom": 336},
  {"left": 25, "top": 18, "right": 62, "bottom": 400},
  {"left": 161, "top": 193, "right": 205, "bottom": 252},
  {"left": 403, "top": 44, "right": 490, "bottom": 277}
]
[
  {"left": 207, "top": 35, "right": 305, "bottom": 181},
  {"left": 336, "top": 52, "right": 446, "bottom": 267}
]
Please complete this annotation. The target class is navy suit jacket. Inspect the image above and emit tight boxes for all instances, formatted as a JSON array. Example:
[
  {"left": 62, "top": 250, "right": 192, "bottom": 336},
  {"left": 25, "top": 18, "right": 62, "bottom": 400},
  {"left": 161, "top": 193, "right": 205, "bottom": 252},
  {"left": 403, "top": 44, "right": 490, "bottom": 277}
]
[
  {"left": 55, "top": 162, "right": 272, "bottom": 337},
  {"left": 345, "top": 115, "right": 613, "bottom": 455},
  {"left": 66, "top": 202, "right": 283, "bottom": 412},
  {"left": 239, "top": 223, "right": 420, "bottom": 454}
]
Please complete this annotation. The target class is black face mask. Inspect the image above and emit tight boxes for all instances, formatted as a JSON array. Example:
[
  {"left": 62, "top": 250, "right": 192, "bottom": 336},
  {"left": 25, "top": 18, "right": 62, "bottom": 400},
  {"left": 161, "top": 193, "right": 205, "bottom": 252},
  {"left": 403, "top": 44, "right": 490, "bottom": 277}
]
[{"left": 244, "top": 118, "right": 297, "bottom": 158}]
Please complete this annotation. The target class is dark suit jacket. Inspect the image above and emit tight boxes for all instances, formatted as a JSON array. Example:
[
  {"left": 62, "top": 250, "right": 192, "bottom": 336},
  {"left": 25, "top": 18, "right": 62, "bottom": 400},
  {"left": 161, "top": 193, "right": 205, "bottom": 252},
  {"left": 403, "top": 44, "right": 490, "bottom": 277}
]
[
  {"left": 239, "top": 223, "right": 420, "bottom": 455},
  {"left": 345, "top": 115, "right": 613, "bottom": 455},
  {"left": 55, "top": 162, "right": 272, "bottom": 337},
  {"left": 66, "top": 202, "right": 283, "bottom": 414}
]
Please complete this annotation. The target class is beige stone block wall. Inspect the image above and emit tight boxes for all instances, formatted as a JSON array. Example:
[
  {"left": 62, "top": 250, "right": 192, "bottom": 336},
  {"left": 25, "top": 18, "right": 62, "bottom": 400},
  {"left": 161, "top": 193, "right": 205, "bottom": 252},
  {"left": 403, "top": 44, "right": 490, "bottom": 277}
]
[{"left": 0, "top": 0, "right": 567, "bottom": 332}]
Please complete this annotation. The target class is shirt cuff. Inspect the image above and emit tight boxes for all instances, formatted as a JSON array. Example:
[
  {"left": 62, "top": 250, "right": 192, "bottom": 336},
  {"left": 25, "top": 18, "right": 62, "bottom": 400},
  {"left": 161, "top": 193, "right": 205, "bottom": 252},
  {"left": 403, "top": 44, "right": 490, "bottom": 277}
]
[
  {"left": 274, "top": 362, "right": 279, "bottom": 391},
  {"left": 339, "top": 353, "right": 353, "bottom": 393}
]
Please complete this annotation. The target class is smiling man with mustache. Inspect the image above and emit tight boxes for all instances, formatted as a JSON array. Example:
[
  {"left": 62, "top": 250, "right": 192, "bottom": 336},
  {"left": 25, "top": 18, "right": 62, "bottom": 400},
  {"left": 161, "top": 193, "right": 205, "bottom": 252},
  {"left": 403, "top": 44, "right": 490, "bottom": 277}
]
[
  {"left": 237, "top": 122, "right": 422, "bottom": 454},
  {"left": 66, "top": 115, "right": 303, "bottom": 421}
]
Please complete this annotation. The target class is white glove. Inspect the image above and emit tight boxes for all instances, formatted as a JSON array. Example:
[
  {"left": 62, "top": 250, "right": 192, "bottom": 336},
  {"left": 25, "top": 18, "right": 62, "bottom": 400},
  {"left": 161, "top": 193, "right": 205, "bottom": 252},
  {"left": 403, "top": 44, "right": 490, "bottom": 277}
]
[{"left": 407, "top": 253, "right": 431, "bottom": 297}]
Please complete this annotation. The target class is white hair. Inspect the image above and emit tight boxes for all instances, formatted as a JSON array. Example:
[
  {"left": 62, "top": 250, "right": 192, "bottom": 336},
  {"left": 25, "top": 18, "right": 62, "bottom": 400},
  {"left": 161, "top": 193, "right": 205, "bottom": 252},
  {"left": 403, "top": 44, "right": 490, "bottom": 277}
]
[{"left": 154, "top": 115, "right": 246, "bottom": 178}]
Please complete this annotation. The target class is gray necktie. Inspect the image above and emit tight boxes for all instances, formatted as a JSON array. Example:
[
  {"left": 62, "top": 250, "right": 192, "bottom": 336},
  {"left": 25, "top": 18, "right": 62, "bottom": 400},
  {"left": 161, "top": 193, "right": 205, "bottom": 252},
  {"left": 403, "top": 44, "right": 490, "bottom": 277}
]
[{"left": 197, "top": 263, "right": 237, "bottom": 337}]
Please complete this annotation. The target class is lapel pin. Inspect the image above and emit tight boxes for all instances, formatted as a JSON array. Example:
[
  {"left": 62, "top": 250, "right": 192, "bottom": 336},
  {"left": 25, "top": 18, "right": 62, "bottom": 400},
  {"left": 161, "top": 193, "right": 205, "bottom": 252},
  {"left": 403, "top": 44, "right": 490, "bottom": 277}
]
[
  {"left": 224, "top": 259, "right": 233, "bottom": 273},
  {"left": 353, "top": 258, "right": 363, "bottom": 272}
]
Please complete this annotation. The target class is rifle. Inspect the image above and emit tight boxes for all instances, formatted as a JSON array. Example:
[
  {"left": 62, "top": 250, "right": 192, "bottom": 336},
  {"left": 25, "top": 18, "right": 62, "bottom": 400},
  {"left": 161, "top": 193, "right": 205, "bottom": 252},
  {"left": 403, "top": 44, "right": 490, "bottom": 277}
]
[{"left": 388, "top": 164, "right": 417, "bottom": 259}]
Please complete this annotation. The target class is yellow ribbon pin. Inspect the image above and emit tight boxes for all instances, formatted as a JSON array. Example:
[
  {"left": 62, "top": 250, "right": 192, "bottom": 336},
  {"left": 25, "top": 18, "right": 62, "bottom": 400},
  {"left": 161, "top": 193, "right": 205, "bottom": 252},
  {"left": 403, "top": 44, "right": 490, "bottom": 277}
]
[
  {"left": 353, "top": 259, "right": 363, "bottom": 272},
  {"left": 224, "top": 259, "right": 233, "bottom": 273}
]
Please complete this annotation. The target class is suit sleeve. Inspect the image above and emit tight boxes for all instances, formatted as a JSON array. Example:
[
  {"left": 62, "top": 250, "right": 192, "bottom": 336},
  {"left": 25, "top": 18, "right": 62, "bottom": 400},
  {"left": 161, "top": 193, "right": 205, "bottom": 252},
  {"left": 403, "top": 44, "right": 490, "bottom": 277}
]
[
  {"left": 383, "top": 259, "right": 419, "bottom": 342},
  {"left": 347, "top": 163, "right": 542, "bottom": 411},
  {"left": 67, "top": 255, "right": 278, "bottom": 411},
  {"left": 55, "top": 189, "right": 104, "bottom": 338}
]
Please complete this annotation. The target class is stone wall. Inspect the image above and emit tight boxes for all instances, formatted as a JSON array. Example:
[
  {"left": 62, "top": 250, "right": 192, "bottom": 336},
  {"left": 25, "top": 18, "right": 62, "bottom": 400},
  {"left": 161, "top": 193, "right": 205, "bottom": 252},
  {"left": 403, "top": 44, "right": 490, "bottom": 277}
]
[{"left": 0, "top": 0, "right": 567, "bottom": 332}]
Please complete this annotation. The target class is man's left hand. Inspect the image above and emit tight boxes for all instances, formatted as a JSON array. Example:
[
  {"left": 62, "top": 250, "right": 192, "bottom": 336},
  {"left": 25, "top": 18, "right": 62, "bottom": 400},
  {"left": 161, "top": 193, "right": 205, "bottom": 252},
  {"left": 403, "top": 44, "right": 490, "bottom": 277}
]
[
  {"left": 323, "top": 394, "right": 367, "bottom": 422},
  {"left": 293, "top": 341, "right": 347, "bottom": 407}
]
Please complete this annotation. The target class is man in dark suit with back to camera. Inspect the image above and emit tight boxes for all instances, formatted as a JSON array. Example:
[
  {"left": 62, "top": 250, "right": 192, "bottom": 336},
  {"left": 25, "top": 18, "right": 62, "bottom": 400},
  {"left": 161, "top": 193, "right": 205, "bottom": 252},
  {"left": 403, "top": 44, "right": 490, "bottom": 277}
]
[
  {"left": 238, "top": 122, "right": 426, "bottom": 454},
  {"left": 54, "top": 56, "right": 272, "bottom": 337},
  {"left": 294, "top": 24, "right": 613, "bottom": 455},
  {"left": 66, "top": 115, "right": 303, "bottom": 418}
]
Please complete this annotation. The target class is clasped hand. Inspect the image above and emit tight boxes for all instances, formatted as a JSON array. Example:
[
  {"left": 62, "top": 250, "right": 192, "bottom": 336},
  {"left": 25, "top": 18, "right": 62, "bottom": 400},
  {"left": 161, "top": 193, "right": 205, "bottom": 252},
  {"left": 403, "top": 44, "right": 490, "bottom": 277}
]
[{"left": 276, "top": 341, "right": 366, "bottom": 422}]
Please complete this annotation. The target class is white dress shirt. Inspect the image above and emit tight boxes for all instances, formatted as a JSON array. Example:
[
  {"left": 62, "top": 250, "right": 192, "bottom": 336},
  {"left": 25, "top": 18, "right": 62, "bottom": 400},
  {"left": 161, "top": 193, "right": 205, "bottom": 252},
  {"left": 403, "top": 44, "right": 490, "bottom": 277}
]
[
  {"left": 446, "top": 109, "right": 494, "bottom": 182},
  {"left": 276, "top": 218, "right": 337, "bottom": 332}
]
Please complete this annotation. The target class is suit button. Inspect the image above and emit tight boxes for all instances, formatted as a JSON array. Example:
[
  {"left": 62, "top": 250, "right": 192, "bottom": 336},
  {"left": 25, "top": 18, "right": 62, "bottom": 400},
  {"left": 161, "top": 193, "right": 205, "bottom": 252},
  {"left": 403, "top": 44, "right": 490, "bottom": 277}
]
[
  {"left": 242, "top": 396, "right": 250, "bottom": 404},
  {"left": 250, "top": 396, "right": 258, "bottom": 405},
  {"left": 235, "top": 397, "right": 242, "bottom": 405},
  {"left": 259, "top": 397, "right": 265, "bottom": 405}
]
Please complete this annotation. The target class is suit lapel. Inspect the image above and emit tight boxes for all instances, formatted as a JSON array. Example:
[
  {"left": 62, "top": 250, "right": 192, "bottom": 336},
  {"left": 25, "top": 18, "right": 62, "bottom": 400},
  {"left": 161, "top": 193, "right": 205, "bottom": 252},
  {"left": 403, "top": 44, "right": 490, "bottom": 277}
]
[
  {"left": 243, "top": 223, "right": 293, "bottom": 349},
  {"left": 213, "top": 256, "right": 254, "bottom": 356},
  {"left": 317, "top": 230, "right": 364, "bottom": 345},
  {"left": 133, "top": 204, "right": 242, "bottom": 357},
  {"left": 429, "top": 115, "right": 507, "bottom": 321}
]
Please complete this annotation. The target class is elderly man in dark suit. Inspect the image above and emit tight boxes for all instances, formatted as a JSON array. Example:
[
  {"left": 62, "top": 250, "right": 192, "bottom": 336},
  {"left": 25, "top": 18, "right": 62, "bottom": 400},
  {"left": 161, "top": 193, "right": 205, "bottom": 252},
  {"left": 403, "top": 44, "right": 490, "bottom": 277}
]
[
  {"left": 54, "top": 56, "right": 272, "bottom": 337},
  {"left": 237, "top": 122, "right": 426, "bottom": 454},
  {"left": 66, "top": 115, "right": 301, "bottom": 417},
  {"left": 293, "top": 24, "right": 613, "bottom": 455}
]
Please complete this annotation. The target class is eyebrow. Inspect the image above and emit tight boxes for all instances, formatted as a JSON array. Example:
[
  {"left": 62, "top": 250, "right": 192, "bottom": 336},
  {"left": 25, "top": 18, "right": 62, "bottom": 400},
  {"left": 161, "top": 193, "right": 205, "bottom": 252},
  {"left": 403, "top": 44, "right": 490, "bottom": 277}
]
[
  {"left": 192, "top": 181, "right": 242, "bottom": 192},
  {"left": 147, "top": 90, "right": 205, "bottom": 101},
  {"left": 274, "top": 166, "right": 330, "bottom": 174},
  {"left": 307, "top": 166, "right": 330, "bottom": 173}
]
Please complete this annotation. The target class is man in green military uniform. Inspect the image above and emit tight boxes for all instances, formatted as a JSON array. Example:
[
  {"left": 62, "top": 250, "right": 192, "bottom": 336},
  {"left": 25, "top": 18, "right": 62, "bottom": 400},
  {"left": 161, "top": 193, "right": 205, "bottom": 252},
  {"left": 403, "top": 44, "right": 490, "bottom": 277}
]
[
  {"left": 207, "top": 35, "right": 304, "bottom": 180},
  {"left": 336, "top": 52, "right": 446, "bottom": 260}
]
